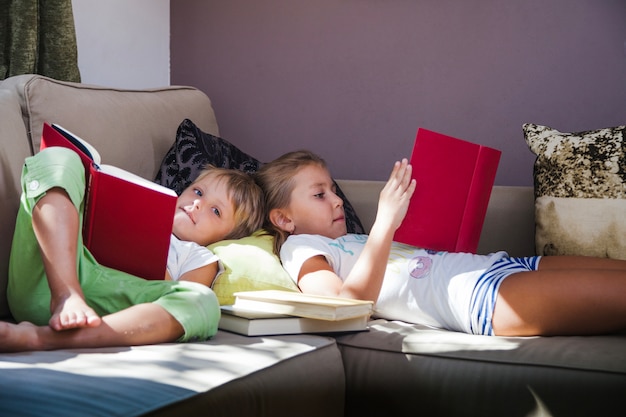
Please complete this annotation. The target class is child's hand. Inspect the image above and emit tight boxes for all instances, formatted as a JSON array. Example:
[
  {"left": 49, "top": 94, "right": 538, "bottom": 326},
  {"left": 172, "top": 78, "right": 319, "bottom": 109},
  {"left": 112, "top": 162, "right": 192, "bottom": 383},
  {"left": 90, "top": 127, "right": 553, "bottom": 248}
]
[{"left": 375, "top": 159, "right": 416, "bottom": 232}]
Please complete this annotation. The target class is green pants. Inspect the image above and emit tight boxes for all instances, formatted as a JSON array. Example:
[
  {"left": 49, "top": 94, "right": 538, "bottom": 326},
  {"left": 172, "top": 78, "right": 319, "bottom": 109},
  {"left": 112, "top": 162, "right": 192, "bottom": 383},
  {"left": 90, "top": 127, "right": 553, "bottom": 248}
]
[{"left": 8, "top": 147, "right": 220, "bottom": 342}]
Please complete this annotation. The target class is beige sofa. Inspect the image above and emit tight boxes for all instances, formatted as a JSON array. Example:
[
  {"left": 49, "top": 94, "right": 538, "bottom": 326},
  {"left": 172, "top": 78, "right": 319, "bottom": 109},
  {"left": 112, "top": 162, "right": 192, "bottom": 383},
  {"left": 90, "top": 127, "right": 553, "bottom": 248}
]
[{"left": 0, "top": 75, "right": 624, "bottom": 417}]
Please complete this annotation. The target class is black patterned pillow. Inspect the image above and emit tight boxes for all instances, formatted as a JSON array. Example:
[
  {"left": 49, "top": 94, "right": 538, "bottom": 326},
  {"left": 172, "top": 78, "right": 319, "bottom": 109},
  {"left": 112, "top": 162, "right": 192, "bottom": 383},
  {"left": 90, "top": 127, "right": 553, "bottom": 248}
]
[
  {"left": 523, "top": 123, "right": 626, "bottom": 259},
  {"left": 155, "top": 118, "right": 261, "bottom": 194},
  {"left": 155, "top": 118, "right": 365, "bottom": 234}
]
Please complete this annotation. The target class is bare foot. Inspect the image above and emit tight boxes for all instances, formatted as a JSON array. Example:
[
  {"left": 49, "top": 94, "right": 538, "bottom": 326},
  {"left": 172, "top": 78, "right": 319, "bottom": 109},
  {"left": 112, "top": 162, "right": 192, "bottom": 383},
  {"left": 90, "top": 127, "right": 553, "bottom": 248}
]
[
  {"left": 49, "top": 293, "right": 102, "bottom": 331},
  {"left": 0, "top": 321, "right": 43, "bottom": 352}
]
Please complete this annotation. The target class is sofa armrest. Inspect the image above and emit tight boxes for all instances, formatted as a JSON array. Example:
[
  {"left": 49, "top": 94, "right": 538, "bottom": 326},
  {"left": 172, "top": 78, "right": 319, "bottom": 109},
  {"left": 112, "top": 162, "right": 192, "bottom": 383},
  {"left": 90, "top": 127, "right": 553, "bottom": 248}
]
[{"left": 0, "top": 90, "right": 33, "bottom": 318}]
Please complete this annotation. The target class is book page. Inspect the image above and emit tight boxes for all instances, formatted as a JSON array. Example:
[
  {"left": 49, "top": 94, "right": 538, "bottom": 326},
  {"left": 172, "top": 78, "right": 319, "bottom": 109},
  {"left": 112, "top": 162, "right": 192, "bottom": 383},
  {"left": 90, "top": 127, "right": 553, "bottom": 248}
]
[
  {"left": 234, "top": 290, "right": 374, "bottom": 307},
  {"left": 51, "top": 124, "right": 101, "bottom": 164},
  {"left": 98, "top": 164, "right": 177, "bottom": 196},
  {"left": 221, "top": 305, "right": 293, "bottom": 319}
]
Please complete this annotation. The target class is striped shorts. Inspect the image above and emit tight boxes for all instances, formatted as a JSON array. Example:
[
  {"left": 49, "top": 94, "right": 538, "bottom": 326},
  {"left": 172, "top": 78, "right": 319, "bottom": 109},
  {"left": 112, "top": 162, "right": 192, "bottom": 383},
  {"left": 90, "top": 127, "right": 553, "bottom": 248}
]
[{"left": 469, "top": 256, "right": 541, "bottom": 336}]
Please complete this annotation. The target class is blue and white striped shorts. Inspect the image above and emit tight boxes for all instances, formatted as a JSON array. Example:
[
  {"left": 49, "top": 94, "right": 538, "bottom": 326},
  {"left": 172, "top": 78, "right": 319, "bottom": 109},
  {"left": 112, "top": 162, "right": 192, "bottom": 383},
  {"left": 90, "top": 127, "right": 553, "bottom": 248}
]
[{"left": 469, "top": 256, "right": 541, "bottom": 336}]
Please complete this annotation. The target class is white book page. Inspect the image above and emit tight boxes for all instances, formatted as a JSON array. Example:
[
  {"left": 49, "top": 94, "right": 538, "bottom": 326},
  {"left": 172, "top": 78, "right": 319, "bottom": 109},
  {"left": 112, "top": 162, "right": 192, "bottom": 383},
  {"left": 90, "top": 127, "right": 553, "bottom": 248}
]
[
  {"left": 51, "top": 124, "right": 102, "bottom": 164},
  {"left": 98, "top": 164, "right": 177, "bottom": 196}
]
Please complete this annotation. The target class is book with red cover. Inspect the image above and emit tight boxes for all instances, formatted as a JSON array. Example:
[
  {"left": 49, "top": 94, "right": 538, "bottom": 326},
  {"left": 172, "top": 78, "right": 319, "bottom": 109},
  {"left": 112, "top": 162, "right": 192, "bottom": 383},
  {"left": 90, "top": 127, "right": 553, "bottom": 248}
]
[
  {"left": 393, "top": 128, "right": 501, "bottom": 253},
  {"left": 40, "top": 122, "right": 177, "bottom": 280}
]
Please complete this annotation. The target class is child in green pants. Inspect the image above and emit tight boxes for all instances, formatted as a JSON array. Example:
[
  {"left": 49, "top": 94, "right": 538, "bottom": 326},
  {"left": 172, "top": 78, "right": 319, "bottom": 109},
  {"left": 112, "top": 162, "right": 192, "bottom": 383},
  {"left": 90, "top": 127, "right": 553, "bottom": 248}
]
[{"left": 1, "top": 146, "right": 263, "bottom": 352}]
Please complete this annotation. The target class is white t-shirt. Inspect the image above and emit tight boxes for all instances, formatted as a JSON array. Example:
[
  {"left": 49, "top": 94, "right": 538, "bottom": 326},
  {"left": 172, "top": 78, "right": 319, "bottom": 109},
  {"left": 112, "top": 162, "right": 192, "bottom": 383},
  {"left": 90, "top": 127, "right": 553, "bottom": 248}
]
[
  {"left": 280, "top": 233, "right": 507, "bottom": 333},
  {"left": 167, "top": 235, "right": 219, "bottom": 281}
]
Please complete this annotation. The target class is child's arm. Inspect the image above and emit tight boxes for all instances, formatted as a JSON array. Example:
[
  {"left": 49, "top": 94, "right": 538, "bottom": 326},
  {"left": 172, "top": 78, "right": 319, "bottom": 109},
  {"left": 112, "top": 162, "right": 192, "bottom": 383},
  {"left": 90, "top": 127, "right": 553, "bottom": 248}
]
[
  {"left": 298, "top": 159, "right": 416, "bottom": 302},
  {"left": 175, "top": 262, "right": 219, "bottom": 287}
]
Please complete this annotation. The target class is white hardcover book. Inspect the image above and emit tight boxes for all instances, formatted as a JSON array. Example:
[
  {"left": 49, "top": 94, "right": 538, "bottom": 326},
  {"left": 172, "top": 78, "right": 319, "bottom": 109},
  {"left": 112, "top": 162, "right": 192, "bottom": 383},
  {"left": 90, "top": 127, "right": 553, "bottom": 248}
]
[{"left": 219, "top": 305, "right": 370, "bottom": 336}]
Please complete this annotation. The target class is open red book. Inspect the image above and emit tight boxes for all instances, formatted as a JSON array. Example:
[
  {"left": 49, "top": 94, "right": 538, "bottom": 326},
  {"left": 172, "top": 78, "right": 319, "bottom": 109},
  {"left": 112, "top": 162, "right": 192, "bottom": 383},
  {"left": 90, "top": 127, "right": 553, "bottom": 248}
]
[
  {"left": 40, "top": 123, "right": 177, "bottom": 280},
  {"left": 393, "top": 128, "right": 501, "bottom": 253}
]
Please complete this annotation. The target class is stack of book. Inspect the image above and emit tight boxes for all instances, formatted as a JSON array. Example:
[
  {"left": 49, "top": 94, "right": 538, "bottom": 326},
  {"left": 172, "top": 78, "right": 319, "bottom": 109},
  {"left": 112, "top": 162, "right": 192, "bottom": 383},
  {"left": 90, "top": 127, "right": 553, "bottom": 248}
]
[{"left": 218, "top": 290, "right": 374, "bottom": 336}]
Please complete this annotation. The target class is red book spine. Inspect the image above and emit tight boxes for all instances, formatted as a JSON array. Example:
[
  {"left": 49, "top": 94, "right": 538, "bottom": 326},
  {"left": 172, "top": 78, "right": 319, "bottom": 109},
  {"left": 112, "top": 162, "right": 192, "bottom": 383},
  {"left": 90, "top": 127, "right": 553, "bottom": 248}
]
[
  {"left": 81, "top": 163, "right": 99, "bottom": 251},
  {"left": 454, "top": 146, "right": 501, "bottom": 253}
]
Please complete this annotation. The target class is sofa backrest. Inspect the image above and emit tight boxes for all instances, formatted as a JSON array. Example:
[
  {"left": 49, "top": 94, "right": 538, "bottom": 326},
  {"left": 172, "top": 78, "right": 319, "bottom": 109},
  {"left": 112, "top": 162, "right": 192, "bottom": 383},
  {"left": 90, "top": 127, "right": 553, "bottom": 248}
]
[
  {"left": 337, "top": 179, "right": 536, "bottom": 258},
  {"left": 1, "top": 75, "right": 220, "bottom": 179},
  {"left": 0, "top": 74, "right": 220, "bottom": 319}
]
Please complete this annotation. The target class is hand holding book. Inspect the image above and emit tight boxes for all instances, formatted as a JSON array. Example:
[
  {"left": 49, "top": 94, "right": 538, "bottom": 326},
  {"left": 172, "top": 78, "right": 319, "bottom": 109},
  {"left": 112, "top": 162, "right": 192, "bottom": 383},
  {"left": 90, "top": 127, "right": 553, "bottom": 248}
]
[{"left": 376, "top": 158, "right": 416, "bottom": 233}]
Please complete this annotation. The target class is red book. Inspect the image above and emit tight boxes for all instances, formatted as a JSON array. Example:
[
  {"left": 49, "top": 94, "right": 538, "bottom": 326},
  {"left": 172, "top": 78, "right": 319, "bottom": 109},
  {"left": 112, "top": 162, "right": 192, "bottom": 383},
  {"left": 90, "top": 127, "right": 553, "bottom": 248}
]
[
  {"left": 40, "top": 123, "right": 177, "bottom": 280},
  {"left": 393, "top": 128, "right": 501, "bottom": 253}
]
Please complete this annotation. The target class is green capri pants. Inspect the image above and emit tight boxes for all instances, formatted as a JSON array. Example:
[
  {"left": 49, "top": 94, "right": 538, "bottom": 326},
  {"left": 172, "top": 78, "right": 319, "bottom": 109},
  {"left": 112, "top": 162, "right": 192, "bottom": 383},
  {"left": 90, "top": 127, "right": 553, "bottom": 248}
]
[{"left": 7, "top": 147, "right": 220, "bottom": 342}]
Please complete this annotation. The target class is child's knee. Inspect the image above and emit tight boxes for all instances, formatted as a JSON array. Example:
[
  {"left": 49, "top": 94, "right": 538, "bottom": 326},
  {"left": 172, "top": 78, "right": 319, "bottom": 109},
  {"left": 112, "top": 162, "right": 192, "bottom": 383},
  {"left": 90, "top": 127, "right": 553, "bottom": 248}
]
[
  {"left": 158, "top": 282, "right": 221, "bottom": 342},
  {"left": 184, "top": 287, "right": 220, "bottom": 341},
  {"left": 22, "top": 147, "right": 86, "bottom": 210}
]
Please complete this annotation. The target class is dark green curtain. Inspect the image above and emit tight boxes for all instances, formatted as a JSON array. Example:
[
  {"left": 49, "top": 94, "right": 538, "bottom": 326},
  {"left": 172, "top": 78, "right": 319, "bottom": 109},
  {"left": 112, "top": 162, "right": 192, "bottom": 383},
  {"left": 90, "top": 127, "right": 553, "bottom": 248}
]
[{"left": 0, "top": 0, "right": 80, "bottom": 82}]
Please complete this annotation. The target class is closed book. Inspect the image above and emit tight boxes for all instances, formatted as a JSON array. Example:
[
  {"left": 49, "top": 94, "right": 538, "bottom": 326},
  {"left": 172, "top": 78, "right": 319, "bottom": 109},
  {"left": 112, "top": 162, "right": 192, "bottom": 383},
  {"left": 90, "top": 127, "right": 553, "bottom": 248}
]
[
  {"left": 394, "top": 128, "right": 501, "bottom": 253},
  {"left": 232, "top": 290, "right": 374, "bottom": 321},
  {"left": 219, "top": 305, "right": 369, "bottom": 336},
  {"left": 40, "top": 123, "right": 177, "bottom": 280}
]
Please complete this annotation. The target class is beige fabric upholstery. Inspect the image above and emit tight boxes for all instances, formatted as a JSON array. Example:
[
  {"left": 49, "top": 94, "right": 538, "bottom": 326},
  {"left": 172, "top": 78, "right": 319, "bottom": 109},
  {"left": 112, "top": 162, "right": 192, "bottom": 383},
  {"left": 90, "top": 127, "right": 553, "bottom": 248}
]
[
  {"left": 337, "top": 180, "right": 536, "bottom": 257},
  {"left": 1, "top": 75, "right": 219, "bottom": 179},
  {"left": 0, "top": 331, "right": 345, "bottom": 417},
  {"left": 338, "top": 320, "right": 625, "bottom": 417}
]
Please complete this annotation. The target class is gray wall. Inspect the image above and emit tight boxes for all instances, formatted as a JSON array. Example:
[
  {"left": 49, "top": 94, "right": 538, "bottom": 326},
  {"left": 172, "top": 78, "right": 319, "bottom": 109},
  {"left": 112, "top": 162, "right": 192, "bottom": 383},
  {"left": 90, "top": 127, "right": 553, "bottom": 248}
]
[{"left": 171, "top": 0, "right": 626, "bottom": 185}]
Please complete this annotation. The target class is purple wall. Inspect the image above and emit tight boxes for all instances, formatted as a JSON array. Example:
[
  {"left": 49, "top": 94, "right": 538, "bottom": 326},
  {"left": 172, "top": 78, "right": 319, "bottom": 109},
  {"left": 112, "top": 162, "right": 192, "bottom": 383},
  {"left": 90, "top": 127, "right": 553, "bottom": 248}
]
[{"left": 171, "top": 0, "right": 626, "bottom": 185}]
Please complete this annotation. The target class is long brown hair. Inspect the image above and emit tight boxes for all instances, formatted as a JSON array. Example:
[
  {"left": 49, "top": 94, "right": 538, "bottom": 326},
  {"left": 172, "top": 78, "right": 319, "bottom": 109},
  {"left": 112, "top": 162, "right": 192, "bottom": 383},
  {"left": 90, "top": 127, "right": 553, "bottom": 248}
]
[{"left": 254, "top": 150, "right": 328, "bottom": 255}]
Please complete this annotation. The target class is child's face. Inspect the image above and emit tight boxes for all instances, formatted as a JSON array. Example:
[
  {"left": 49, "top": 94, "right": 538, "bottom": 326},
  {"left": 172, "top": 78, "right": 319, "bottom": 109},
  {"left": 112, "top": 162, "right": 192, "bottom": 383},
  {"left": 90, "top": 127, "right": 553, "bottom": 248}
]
[
  {"left": 284, "top": 164, "right": 347, "bottom": 239},
  {"left": 172, "top": 174, "right": 236, "bottom": 246}
]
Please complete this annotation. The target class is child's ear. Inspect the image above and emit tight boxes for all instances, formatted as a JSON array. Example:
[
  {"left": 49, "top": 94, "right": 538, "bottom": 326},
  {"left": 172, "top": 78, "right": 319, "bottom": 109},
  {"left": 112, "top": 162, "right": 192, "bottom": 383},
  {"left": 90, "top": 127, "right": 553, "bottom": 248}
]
[{"left": 269, "top": 208, "right": 294, "bottom": 232}]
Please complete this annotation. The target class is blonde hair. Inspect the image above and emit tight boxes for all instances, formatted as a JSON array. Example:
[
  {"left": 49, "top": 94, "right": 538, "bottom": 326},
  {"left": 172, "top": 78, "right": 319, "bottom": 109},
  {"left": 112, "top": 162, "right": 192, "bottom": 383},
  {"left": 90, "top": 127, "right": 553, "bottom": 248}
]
[
  {"left": 193, "top": 166, "right": 265, "bottom": 240},
  {"left": 254, "top": 150, "right": 328, "bottom": 255}
]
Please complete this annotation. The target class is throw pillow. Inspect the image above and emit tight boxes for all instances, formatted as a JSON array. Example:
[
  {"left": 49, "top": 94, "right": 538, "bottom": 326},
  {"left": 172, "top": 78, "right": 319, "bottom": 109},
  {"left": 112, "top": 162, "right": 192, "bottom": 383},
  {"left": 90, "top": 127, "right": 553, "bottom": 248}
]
[
  {"left": 523, "top": 123, "right": 626, "bottom": 260},
  {"left": 208, "top": 230, "right": 300, "bottom": 305},
  {"left": 155, "top": 118, "right": 365, "bottom": 234},
  {"left": 154, "top": 118, "right": 262, "bottom": 195}
]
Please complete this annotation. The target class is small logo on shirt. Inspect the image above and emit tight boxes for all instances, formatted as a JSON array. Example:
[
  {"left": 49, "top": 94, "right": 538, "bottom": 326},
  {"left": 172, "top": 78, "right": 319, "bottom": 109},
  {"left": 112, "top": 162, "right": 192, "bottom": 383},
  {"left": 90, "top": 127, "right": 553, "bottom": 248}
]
[{"left": 408, "top": 256, "right": 432, "bottom": 279}]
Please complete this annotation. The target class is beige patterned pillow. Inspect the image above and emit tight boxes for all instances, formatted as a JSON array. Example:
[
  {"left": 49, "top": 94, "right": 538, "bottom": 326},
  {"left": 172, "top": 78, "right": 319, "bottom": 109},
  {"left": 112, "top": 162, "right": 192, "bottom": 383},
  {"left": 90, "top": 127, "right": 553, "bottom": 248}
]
[{"left": 523, "top": 123, "right": 626, "bottom": 260}]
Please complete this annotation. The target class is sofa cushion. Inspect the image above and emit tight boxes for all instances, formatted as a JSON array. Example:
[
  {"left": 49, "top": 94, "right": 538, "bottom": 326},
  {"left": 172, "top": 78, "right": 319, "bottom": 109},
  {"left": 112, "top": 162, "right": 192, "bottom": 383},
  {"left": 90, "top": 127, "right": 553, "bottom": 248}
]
[
  {"left": 0, "top": 331, "right": 345, "bottom": 417},
  {"left": 155, "top": 118, "right": 366, "bottom": 233},
  {"left": 337, "top": 319, "right": 626, "bottom": 417},
  {"left": 208, "top": 230, "right": 299, "bottom": 305},
  {"left": 1, "top": 74, "right": 219, "bottom": 180},
  {"left": 524, "top": 123, "right": 626, "bottom": 259}
]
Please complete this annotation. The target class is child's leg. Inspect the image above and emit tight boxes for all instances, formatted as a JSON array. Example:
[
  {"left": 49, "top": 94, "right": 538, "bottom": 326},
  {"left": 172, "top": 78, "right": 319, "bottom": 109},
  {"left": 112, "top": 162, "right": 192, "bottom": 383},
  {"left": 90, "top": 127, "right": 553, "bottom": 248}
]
[
  {"left": 9, "top": 147, "right": 100, "bottom": 330},
  {"left": 0, "top": 279, "right": 220, "bottom": 352},
  {"left": 492, "top": 257, "right": 626, "bottom": 336},
  {"left": 32, "top": 188, "right": 101, "bottom": 331},
  {"left": 0, "top": 303, "right": 182, "bottom": 352},
  {"left": 7, "top": 147, "right": 221, "bottom": 351},
  {"left": 537, "top": 255, "right": 626, "bottom": 271}
]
